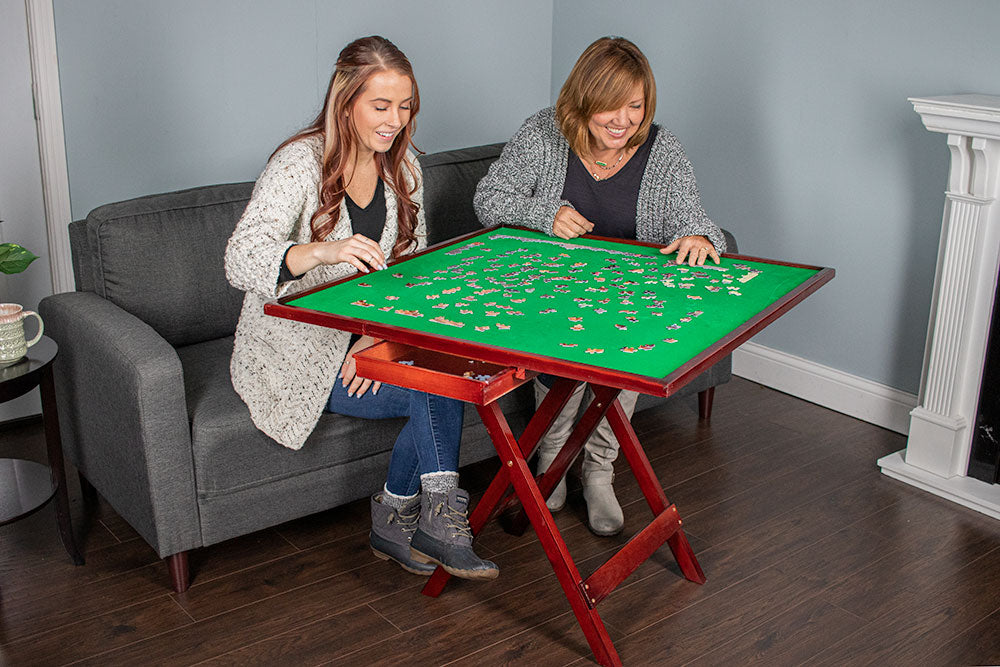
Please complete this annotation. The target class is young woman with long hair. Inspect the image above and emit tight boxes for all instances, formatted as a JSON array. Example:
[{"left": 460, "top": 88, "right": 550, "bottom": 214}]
[{"left": 226, "top": 36, "right": 497, "bottom": 580}]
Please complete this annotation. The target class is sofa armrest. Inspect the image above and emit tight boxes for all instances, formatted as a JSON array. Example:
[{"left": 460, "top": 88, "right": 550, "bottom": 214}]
[
  {"left": 722, "top": 228, "right": 738, "bottom": 254},
  {"left": 39, "top": 292, "right": 202, "bottom": 556}
]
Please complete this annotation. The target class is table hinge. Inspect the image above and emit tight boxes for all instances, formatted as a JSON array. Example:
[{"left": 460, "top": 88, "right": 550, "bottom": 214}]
[{"left": 578, "top": 581, "right": 596, "bottom": 609}]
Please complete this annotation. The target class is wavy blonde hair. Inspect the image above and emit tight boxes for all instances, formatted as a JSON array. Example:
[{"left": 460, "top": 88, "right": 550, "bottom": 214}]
[
  {"left": 555, "top": 37, "right": 656, "bottom": 158},
  {"left": 275, "top": 36, "right": 421, "bottom": 258}
]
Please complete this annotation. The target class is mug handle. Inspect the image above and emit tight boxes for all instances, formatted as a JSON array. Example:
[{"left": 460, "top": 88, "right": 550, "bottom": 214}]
[{"left": 22, "top": 310, "right": 44, "bottom": 348}]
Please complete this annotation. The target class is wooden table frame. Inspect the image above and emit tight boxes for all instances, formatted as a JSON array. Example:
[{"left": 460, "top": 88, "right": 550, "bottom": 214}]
[{"left": 266, "top": 226, "right": 834, "bottom": 666}]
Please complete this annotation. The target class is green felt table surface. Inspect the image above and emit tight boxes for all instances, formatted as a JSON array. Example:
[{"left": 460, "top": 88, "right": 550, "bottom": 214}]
[{"left": 287, "top": 227, "right": 820, "bottom": 380}]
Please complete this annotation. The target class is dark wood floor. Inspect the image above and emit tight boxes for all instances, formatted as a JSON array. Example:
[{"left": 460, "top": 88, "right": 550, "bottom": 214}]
[{"left": 1, "top": 377, "right": 999, "bottom": 666}]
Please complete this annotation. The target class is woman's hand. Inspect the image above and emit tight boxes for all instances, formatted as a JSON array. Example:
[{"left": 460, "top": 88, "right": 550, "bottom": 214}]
[
  {"left": 661, "top": 235, "right": 720, "bottom": 267},
  {"left": 286, "top": 234, "right": 387, "bottom": 276},
  {"left": 552, "top": 206, "right": 595, "bottom": 239},
  {"left": 339, "top": 335, "right": 382, "bottom": 398}
]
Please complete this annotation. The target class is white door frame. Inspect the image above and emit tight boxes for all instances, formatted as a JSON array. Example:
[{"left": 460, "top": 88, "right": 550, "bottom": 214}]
[{"left": 25, "top": 0, "right": 74, "bottom": 294}]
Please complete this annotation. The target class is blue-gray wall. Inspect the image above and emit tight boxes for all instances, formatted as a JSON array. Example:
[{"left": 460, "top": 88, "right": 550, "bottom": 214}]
[
  {"left": 52, "top": 1, "right": 1000, "bottom": 396},
  {"left": 54, "top": 0, "right": 553, "bottom": 218},
  {"left": 552, "top": 0, "right": 1000, "bottom": 393}
]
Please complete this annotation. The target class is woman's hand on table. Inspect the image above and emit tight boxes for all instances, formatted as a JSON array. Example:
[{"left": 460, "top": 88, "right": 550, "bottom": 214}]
[
  {"left": 286, "top": 234, "right": 387, "bottom": 276},
  {"left": 661, "top": 235, "right": 720, "bottom": 267},
  {"left": 340, "top": 335, "right": 382, "bottom": 398},
  {"left": 552, "top": 206, "right": 595, "bottom": 239}
]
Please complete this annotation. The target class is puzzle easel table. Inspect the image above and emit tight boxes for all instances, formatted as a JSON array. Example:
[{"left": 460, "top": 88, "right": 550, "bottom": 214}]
[{"left": 266, "top": 226, "right": 833, "bottom": 666}]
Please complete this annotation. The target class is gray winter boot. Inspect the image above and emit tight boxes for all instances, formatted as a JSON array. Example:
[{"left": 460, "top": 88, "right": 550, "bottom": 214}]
[
  {"left": 370, "top": 493, "right": 437, "bottom": 575},
  {"left": 581, "top": 468, "right": 624, "bottom": 536},
  {"left": 409, "top": 488, "right": 499, "bottom": 580},
  {"left": 580, "top": 389, "right": 640, "bottom": 537}
]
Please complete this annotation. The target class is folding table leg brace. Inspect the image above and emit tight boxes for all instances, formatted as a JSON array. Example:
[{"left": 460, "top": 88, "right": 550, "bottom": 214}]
[{"left": 421, "top": 379, "right": 705, "bottom": 667}]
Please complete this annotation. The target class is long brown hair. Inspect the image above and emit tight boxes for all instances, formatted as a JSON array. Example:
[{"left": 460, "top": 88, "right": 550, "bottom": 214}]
[
  {"left": 275, "top": 36, "right": 421, "bottom": 258},
  {"left": 555, "top": 37, "right": 656, "bottom": 158}
]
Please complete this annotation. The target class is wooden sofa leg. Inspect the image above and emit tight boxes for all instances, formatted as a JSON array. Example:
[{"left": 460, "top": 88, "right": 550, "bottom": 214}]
[
  {"left": 167, "top": 552, "right": 190, "bottom": 593},
  {"left": 698, "top": 387, "right": 715, "bottom": 421}
]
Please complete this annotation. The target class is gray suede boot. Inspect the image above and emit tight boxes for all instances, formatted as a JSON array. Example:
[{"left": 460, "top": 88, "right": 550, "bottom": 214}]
[
  {"left": 581, "top": 467, "right": 624, "bottom": 536},
  {"left": 409, "top": 488, "right": 499, "bottom": 580},
  {"left": 579, "top": 389, "right": 639, "bottom": 537},
  {"left": 370, "top": 493, "right": 437, "bottom": 575}
]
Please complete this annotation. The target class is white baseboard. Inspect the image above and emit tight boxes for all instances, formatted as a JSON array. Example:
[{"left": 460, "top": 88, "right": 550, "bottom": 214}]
[{"left": 732, "top": 342, "right": 917, "bottom": 435}]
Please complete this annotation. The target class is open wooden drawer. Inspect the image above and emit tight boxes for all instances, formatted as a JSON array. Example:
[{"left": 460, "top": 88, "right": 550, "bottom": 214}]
[{"left": 353, "top": 341, "right": 536, "bottom": 405}]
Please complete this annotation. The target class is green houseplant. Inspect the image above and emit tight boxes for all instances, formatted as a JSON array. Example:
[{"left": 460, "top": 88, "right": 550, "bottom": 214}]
[{"left": 0, "top": 243, "right": 38, "bottom": 275}]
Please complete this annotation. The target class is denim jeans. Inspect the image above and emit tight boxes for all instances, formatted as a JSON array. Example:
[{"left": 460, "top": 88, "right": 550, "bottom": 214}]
[{"left": 326, "top": 381, "right": 465, "bottom": 497}]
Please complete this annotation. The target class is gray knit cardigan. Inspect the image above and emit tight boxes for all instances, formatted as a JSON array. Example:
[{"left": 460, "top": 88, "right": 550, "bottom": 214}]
[
  {"left": 473, "top": 107, "right": 726, "bottom": 253},
  {"left": 225, "top": 135, "right": 425, "bottom": 450}
]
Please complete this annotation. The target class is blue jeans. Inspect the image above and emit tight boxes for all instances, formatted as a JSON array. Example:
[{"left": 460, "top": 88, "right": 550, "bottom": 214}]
[{"left": 326, "top": 381, "right": 465, "bottom": 497}]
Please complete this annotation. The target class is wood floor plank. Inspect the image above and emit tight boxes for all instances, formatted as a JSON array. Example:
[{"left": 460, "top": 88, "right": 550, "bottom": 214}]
[
  {"left": 69, "top": 558, "right": 427, "bottom": 666},
  {"left": 611, "top": 566, "right": 818, "bottom": 665},
  {"left": 0, "top": 531, "right": 158, "bottom": 604},
  {"left": 0, "top": 562, "right": 170, "bottom": 644},
  {"left": 446, "top": 611, "right": 594, "bottom": 666},
  {"left": 823, "top": 490, "right": 1000, "bottom": 621},
  {"left": 925, "top": 606, "right": 1000, "bottom": 666},
  {"left": 173, "top": 532, "right": 416, "bottom": 620},
  {"left": 812, "top": 546, "right": 1000, "bottom": 666},
  {"left": 0, "top": 596, "right": 192, "bottom": 666},
  {"left": 197, "top": 603, "right": 398, "bottom": 665},
  {"left": 336, "top": 567, "right": 624, "bottom": 666},
  {"left": 686, "top": 597, "right": 865, "bottom": 666}
]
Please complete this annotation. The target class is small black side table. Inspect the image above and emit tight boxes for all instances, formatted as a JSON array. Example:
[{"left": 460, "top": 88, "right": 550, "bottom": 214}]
[{"left": 0, "top": 336, "right": 84, "bottom": 564}]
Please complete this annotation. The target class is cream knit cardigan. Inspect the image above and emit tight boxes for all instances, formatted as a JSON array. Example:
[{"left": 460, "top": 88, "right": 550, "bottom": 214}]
[{"left": 225, "top": 135, "right": 425, "bottom": 450}]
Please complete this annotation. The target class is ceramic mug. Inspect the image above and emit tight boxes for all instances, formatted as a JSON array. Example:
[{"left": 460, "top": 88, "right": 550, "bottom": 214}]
[{"left": 0, "top": 303, "right": 44, "bottom": 367}]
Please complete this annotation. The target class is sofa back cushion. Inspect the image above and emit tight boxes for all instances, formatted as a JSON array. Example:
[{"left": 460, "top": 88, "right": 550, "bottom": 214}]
[
  {"left": 419, "top": 143, "right": 503, "bottom": 245},
  {"left": 67, "top": 144, "right": 504, "bottom": 347},
  {"left": 76, "top": 182, "right": 253, "bottom": 347}
]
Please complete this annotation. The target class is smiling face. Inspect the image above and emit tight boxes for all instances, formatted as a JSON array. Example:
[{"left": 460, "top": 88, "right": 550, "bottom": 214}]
[
  {"left": 586, "top": 81, "right": 645, "bottom": 155},
  {"left": 350, "top": 69, "right": 414, "bottom": 157}
]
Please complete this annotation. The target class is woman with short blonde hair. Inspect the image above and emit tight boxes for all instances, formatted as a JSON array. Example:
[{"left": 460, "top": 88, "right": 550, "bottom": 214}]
[{"left": 474, "top": 36, "right": 725, "bottom": 536}]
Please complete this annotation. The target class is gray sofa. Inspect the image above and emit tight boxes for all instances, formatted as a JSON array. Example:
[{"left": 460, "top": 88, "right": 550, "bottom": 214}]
[{"left": 39, "top": 143, "right": 734, "bottom": 592}]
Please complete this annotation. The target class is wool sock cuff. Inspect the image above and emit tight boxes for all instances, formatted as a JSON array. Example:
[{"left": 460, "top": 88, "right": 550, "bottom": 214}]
[
  {"left": 381, "top": 484, "right": 418, "bottom": 510},
  {"left": 420, "top": 471, "right": 459, "bottom": 495}
]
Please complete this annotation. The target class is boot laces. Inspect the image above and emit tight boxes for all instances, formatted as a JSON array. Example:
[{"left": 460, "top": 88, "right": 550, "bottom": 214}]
[
  {"left": 434, "top": 501, "right": 473, "bottom": 539},
  {"left": 393, "top": 504, "right": 420, "bottom": 535}
]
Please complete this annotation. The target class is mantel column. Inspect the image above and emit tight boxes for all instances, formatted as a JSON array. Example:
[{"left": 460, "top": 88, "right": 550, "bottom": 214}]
[{"left": 878, "top": 95, "right": 1000, "bottom": 520}]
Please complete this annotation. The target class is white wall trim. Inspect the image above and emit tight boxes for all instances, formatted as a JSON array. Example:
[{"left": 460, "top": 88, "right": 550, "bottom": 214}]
[
  {"left": 878, "top": 451, "right": 1000, "bottom": 520},
  {"left": 732, "top": 341, "right": 918, "bottom": 435},
  {"left": 25, "top": 0, "right": 74, "bottom": 295}
]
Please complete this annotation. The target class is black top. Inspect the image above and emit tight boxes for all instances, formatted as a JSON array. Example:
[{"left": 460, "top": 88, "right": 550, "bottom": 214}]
[
  {"left": 278, "top": 178, "right": 386, "bottom": 283},
  {"left": 560, "top": 126, "right": 657, "bottom": 240},
  {"left": 344, "top": 177, "right": 386, "bottom": 245}
]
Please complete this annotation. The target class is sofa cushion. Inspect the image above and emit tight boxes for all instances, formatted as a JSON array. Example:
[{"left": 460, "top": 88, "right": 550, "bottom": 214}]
[
  {"left": 419, "top": 144, "right": 504, "bottom": 246},
  {"left": 84, "top": 183, "right": 253, "bottom": 347},
  {"left": 178, "top": 336, "right": 522, "bottom": 498}
]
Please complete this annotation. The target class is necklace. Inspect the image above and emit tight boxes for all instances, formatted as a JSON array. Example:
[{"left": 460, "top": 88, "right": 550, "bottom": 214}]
[{"left": 591, "top": 150, "right": 626, "bottom": 181}]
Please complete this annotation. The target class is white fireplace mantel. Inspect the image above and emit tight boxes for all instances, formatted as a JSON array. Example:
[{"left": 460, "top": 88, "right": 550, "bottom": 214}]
[{"left": 878, "top": 94, "right": 1000, "bottom": 520}]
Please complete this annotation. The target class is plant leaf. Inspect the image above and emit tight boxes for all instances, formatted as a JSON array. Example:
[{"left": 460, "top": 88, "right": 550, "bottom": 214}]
[{"left": 0, "top": 243, "right": 39, "bottom": 274}]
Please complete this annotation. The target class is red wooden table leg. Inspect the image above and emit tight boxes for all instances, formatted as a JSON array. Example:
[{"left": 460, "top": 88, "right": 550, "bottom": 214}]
[
  {"left": 478, "top": 401, "right": 623, "bottom": 667},
  {"left": 603, "top": 391, "right": 705, "bottom": 584}
]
